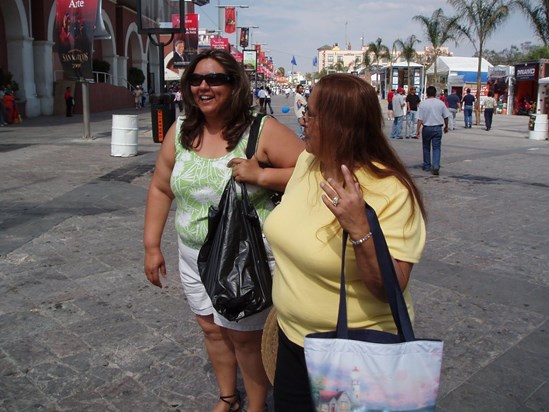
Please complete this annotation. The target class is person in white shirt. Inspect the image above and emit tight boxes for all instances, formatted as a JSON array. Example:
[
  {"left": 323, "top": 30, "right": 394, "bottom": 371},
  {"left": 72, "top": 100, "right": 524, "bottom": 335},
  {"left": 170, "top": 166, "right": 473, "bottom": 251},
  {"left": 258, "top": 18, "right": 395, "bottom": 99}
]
[
  {"left": 416, "top": 86, "right": 450, "bottom": 175},
  {"left": 294, "top": 84, "right": 307, "bottom": 138}
]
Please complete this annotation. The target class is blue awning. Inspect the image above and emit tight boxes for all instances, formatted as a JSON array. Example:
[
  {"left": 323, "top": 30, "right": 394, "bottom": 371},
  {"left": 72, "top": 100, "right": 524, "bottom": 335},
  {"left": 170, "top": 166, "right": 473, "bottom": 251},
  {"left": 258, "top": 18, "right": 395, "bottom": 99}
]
[{"left": 457, "top": 71, "right": 488, "bottom": 83}]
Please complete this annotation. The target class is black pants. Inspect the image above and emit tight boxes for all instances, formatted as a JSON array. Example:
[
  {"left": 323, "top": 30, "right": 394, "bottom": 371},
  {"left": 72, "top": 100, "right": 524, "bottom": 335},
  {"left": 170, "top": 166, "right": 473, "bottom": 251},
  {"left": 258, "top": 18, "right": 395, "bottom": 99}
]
[
  {"left": 273, "top": 329, "right": 315, "bottom": 412},
  {"left": 65, "top": 100, "right": 73, "bottom": 117},
  {"left": 484, "top": 108, "right": 494, "bottom": 130}
]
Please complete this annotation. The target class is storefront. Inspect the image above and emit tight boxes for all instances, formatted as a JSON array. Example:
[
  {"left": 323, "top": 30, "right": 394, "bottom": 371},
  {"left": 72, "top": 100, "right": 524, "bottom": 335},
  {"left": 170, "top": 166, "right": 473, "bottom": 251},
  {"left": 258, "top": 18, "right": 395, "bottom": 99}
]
[
  {"left": 487, "top": 65, "right": 514, "bottom": 115},
  {"left": 380, "top": 62, "right": 424, "bottom": 98},
  {"left": 513, "top": 60, "right": 549, "bottom": 115},
  {"left": 426, "top": 56, "right": 492, "bottom": 99}
]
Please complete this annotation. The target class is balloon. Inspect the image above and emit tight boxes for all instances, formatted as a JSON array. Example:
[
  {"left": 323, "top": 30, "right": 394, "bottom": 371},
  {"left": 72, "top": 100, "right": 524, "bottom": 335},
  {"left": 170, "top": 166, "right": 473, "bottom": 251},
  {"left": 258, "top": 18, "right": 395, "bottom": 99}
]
[{"left": 281, "top": 106, "right": 290, "bottom": 114}]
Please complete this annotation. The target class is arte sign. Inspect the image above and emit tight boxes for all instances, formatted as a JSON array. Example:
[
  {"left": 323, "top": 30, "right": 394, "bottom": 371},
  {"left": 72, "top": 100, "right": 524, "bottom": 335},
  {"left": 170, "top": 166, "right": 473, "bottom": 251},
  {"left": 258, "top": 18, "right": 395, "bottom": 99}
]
[{"left": 55, "top": 0, "right": 99, "bottom": 80}]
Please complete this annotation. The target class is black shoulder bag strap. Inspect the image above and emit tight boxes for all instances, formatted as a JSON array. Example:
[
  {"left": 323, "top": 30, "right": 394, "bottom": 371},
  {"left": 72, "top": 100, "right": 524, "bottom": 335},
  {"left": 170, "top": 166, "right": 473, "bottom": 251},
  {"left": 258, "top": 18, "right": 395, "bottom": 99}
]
[
  {"left": 245, "top": 113, "right": 282, "bottom": 205},
  {"left": 246, "top": 113, "right": 267, "bottom": 161}
]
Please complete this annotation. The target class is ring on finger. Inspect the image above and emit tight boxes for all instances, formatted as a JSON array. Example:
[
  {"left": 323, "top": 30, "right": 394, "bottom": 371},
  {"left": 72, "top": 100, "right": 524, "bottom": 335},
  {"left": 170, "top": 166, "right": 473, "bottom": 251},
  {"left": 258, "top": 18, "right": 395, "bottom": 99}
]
[{"left": 332, "top": 196, "right": 340, "bottom": 207}]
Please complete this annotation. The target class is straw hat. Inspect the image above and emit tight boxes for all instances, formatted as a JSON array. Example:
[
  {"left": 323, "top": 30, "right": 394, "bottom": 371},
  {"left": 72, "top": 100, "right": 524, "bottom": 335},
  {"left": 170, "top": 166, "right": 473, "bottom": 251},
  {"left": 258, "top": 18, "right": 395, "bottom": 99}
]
[{"left": 261, "top": 308, "right": 278, "bottom": 384}]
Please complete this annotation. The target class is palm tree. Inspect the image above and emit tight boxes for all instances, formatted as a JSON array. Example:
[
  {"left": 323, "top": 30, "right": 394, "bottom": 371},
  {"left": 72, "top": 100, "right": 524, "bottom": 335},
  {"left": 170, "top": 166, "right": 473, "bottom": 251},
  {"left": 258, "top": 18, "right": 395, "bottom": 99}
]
[
  {"left": 512, "top": 0, "right": 549, "bottom": 46},
  {"left": 413, "top": 8, "right": 461, "bottom": 90},
  {"left": 361, "top": 52, "right": 374, "bottom": 84},
  {"left": 448, "top": 0, "right": 511, "bottom": 124},
  {"left": 367, "top": 38, "right": 390, "bottom": 95},
  {"left": 393, "top": 35, "right": 421, "bottom": 90}
]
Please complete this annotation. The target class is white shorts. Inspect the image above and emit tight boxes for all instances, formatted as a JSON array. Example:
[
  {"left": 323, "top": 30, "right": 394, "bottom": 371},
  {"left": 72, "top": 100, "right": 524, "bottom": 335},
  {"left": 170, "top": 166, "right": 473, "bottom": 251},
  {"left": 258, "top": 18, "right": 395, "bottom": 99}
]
[{"left": 177, "top": 238, "right": 274, "bottom": 331}]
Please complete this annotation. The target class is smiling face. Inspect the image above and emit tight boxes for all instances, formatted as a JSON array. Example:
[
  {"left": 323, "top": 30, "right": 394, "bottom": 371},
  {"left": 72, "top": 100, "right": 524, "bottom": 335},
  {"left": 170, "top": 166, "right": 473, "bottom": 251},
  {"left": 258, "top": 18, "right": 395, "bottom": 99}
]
[{"left": 191, "top": 58, "right": 234, "bottom": 119}]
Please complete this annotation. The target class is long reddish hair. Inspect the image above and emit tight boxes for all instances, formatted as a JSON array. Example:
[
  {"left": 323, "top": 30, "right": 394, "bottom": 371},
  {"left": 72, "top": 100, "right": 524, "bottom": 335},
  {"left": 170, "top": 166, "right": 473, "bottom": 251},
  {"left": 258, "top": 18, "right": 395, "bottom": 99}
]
[{"left": 311, "top": 74, "right": 426, "bottom": 220}]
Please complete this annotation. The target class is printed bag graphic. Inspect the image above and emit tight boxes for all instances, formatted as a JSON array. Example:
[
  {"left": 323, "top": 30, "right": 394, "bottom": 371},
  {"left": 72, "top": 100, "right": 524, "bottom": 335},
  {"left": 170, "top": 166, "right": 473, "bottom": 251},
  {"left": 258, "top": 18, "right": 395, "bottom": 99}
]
[
  {"left": 304, "top": 203, "right": 443, "bottom": 412},
  {"left": 304, "top": 338, "right": 442, "bottom": 411}
]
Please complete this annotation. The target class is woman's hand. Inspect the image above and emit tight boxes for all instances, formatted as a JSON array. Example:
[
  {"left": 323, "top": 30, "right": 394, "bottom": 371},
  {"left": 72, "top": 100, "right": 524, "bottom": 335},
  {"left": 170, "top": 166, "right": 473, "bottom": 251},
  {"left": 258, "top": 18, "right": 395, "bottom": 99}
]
[
  {"left": 227, "top": 157, "right": 263, "bottom": 185},
  {"left": 144, "top": 247, "right": 167, "bottom": 288},
  {"left": 320, "top": 164, "right": 370, "bottom": 241}
]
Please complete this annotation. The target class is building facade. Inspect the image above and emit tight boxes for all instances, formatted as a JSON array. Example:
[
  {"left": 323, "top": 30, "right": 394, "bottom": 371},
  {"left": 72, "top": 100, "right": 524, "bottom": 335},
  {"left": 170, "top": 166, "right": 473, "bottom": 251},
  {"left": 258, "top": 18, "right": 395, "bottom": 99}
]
[{"left": 0, "top": 0, "right": 205, "bottom": 117}]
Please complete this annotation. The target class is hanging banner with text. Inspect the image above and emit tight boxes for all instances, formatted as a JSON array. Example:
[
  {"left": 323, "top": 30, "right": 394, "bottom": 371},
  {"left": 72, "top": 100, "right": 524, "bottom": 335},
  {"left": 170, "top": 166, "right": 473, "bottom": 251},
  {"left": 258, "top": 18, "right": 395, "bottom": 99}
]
[
  {"left": 211, "top": 37, "right": 230, "bottom": 51},
  {"left": 55, "top": 0, "right": 99, "bottom": 81},
  {"left": 225, "top": 7, "right": 236, "bottom": 34},
  {"left": 172, "top": 13, "right": 199, "bottom": 67},
  {"left": 239, "top": 28, "right": 249, "bottom": 48}
]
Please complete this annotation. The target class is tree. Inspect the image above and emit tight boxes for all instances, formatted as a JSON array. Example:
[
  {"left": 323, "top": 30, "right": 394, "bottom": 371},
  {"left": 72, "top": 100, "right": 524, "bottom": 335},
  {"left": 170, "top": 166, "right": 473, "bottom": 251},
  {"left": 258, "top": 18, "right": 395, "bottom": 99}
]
[
  {"left": 448, "top": 0, "right": 511, "bottom": 124},
  {"left": 393, "top": 35, "right": 421, "bottom": 90},
  {"left": 367, "top": 38, "right": 389, "bottom": 95},
  {"left": 512, "top": 0, "right": 549, "bottom": 46},
  {"left": 127, "top": 67, "right": 145, "bottom": 87},
  {"left": 413, "top": 8, "right": 461, "bottom": 90}
]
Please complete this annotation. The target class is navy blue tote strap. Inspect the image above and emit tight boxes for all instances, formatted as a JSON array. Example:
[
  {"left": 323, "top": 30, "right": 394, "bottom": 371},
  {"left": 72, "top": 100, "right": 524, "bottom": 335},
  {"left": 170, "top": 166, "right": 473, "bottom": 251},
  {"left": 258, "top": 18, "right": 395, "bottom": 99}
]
[{"left": 336, "top": 202, "right": 416, "bottom": 342}]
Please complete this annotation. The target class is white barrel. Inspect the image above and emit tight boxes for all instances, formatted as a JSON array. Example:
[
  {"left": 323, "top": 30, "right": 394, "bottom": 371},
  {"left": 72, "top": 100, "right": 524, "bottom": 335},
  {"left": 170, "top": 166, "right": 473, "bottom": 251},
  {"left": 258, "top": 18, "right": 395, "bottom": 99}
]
[
  {"left": 111, "top": 114, "right": 138, "bottom": 156},
  {"left": 533, "top": 114, "right": 547, "bottom": 132},
  {"left": 528, "top": 130, "right": 547, "bottom": 140}
]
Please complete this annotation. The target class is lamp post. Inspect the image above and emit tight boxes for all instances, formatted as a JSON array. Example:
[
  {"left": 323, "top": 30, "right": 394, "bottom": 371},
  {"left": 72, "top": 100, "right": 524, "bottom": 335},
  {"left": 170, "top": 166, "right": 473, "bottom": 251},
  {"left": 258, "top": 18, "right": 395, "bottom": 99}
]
[
  {"left": 216, "top": 4, "right": 249, "bottom": 51},
  {"left": 136, "top": 0, "right": 186, "bottom": 143}
]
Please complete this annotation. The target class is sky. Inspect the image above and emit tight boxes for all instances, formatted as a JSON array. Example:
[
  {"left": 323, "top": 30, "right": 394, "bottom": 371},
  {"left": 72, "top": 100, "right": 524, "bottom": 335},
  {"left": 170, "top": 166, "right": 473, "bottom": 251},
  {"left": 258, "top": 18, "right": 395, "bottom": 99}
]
[{"left": 194, "top": 0, "right": 541, "bottom": 74}]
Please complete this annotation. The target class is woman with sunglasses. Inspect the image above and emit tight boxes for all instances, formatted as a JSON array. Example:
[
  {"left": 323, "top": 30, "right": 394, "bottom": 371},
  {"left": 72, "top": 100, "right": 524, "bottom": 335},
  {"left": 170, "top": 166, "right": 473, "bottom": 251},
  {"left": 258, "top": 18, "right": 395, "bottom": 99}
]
[
  {"left": 144, "top": 49, "right": 304, "bottom": 412},
  {"left": 263, "top": 74, "right": 426, "bottom": 411}
]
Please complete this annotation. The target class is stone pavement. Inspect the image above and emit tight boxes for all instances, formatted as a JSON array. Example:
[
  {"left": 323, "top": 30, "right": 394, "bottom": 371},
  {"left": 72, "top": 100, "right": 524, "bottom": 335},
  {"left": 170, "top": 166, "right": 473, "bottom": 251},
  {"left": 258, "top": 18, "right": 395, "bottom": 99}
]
[{"left": 0, "top": 94, "right": 548, "bottom": 412}]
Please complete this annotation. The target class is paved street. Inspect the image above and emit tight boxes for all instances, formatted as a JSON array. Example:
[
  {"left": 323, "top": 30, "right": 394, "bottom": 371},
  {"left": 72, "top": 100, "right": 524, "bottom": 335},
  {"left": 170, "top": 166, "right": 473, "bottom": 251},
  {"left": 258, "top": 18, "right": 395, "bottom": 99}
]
[{"left": 0, "top": 93, "right": 548, "bottom": 412}]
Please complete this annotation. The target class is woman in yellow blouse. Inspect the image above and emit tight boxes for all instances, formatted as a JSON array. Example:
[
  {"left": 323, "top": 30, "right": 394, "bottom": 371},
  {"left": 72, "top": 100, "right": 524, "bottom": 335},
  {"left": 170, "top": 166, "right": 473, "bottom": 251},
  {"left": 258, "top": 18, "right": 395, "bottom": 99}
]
[{"left": 263, "top": 74, "right": 427, "bottom": 412}]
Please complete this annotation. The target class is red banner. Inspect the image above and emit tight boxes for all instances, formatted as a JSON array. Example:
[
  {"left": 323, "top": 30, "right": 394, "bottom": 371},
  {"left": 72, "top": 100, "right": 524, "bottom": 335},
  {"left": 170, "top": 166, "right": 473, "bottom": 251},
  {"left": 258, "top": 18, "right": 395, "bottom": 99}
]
[
  {"left": 210, "top": 37, "right": 230, "bottom": 51},
  {"left": 225, "top": 7, "right": 236, "bottom": 34},
  {"left": 172, "top": 13, "right": 199, "bottom": 67},
  {"left": 55, "top": 0, "right": 99, "bottom": 80}
]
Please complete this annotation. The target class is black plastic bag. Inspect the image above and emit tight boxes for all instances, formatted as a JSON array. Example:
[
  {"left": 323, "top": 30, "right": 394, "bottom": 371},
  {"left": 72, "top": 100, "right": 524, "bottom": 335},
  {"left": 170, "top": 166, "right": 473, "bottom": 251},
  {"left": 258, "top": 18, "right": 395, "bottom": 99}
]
[{"left": 198, "top": 177, "right": 272, "bottom": 321}]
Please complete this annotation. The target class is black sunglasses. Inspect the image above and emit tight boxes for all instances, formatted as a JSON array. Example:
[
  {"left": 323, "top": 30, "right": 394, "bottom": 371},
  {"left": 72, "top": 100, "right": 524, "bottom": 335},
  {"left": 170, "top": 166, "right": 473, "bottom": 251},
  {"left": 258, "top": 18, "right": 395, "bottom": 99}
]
[{"left": 188, "top": 73, "right": 234, "bottom": 87}]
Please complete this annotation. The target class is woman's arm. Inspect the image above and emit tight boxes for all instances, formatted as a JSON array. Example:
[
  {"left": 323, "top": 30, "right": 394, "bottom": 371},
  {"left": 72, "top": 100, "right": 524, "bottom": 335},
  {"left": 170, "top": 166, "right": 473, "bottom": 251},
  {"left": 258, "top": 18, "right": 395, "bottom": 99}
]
[
  {"left": 228, "top": 117, "right": 304, "bottom": 192},
  {"left": 143, "top": 122, "right": 177, "bottom": 288}
]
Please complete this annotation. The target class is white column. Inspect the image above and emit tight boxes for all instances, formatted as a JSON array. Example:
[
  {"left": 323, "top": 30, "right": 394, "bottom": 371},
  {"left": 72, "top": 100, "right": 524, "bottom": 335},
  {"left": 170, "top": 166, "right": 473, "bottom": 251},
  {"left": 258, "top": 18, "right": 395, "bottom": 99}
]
[
  {"left": 6, "top": 34, "right": 41, "bottom": 117},
  {"left": 117, "top": 56, "right": 127, "bottom": 87},
  {"left": 33, "top": 40, "right": 55, "bottom": 115},
  {"left": 104, "top": 54, "right": 119, "bottom": 86}
]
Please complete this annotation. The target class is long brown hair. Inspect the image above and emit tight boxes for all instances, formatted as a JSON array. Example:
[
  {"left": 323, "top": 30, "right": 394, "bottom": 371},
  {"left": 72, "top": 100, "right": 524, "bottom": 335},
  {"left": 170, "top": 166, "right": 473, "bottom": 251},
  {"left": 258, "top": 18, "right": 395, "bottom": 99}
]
[
  {"left": 311, "top": 74, "right": 426, "bottom": 219},
  {"left": 179, "top": 49, "right": 252, "bottom": 151}
]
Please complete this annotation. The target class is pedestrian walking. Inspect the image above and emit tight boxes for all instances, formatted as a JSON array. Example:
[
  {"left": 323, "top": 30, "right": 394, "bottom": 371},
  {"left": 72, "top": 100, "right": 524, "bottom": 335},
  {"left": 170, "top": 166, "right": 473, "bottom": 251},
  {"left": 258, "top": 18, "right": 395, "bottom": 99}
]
[
  {"left": 387, "top": 88, "right": 395, "bottom": 120},
  {"left": 390, "top": 87, "right": 406, "bottom": 139},
  {"left": 134, "top": 86, "right": 143, "bottom": 110},
  {"left": 265, "top": 87, "right": 274, "bottom": 115},
  {"left": 173, "top": 87, "right": 183, "bottom": 112},
  {"left": 483, "top": 91, "right": 496, "bottom": 131},
  {"left": 461, "top": 88, "right": 475, "bottom": 128},
  {"left": 416, "top": 86, "right": 450, "bottom": 175},
  {"left": 64, "top": 86, "right": 74, "bottom": 117},
  {"left": 294, "top": 84, "right": 307, "bottom": 138},
  {"left": 405, "top": 87, "right": 421, "bottom": 138},
  {"left": 258, "top": 86, "right": 267, "bottom": 113},
  {"left": 446, "top": 89, "right": 461, "bottom": 130}
]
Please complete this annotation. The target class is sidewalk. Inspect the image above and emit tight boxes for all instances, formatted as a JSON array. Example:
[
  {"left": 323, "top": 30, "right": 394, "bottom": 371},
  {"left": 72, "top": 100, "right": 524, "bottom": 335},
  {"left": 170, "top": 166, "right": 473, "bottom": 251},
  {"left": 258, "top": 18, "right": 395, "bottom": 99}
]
[{"left": 0, "top": 95, "right": 548, "bottom": 411}]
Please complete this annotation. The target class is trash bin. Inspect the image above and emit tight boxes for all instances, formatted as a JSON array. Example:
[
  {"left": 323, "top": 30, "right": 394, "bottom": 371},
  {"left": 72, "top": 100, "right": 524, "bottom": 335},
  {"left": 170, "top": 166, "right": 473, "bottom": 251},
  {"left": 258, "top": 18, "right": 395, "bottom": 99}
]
[
  {"left": 150, "top": 94, "right": 176, "bottom": 143},
  {"left": 111, "top": 114, "right": 138, "bottom": 157},
  {"left": 528, "top": 114, "right": 548, "bottom": 141}
]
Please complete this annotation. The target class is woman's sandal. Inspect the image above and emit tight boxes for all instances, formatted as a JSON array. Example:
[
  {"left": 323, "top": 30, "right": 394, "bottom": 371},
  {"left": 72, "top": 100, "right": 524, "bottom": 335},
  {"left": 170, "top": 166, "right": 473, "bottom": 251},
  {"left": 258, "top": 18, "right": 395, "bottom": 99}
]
[{"left": 219, "top": 391, "right": 241, "bottom": 412}]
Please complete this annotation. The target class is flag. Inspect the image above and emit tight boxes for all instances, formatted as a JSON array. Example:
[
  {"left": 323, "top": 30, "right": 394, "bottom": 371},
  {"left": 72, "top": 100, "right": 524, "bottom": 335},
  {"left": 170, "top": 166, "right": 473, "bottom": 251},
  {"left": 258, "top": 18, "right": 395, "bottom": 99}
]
[
  {"left": 239, "top": 27, "right": 249, "bottom": 48},
  {"left": 291, "top": 56, "right": 297, "bottom": 66},
  {"left": 225, "top": 7, "right": 236, "bottom": 33},
  {"left": 313, "top": 56, "right": 318, "bottom": 67}
]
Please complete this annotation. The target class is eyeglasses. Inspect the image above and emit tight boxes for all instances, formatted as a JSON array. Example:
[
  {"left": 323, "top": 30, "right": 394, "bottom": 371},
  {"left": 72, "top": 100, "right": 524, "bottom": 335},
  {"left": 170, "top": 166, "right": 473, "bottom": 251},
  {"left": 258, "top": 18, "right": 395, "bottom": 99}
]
[{"left": 188, "top": 73, "right": 234, "bottom": 87}]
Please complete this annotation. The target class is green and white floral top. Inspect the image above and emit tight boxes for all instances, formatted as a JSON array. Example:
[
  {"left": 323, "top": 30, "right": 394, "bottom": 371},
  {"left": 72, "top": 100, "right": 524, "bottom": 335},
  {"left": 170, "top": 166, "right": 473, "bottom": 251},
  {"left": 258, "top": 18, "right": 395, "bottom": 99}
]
[{"left": 170, "top": 115, "right": 274, "bottom": 249}]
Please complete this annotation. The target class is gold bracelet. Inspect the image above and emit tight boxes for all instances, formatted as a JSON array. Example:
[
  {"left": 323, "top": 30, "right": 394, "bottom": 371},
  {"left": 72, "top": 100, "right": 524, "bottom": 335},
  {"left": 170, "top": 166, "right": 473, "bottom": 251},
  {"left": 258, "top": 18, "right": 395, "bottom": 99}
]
[{"left": 350, "top": 231, "right": 373, "bottom": 246}]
